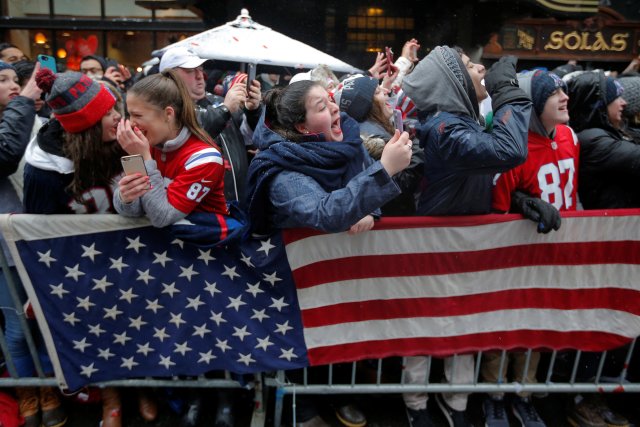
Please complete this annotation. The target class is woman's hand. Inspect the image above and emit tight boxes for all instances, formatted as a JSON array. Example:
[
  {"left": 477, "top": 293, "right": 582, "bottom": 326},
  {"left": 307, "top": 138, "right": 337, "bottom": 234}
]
[
  {"left": 368, "top": 52, "right": 387, "bottom": 80},
  {"left": 348, "top": 215, "right": 375, "bottom": 235},
  {"left": 118, "top": 173, "right": 151, "bottom": 203},
  {"left": 380, "top": 130, "right": 412, "bottom": 176},
  {"left": 117, "top": 119, "right": 151, "bottom": 159},
  {"left": 401, "top": 38, "right": 421, "bottom": 62}
]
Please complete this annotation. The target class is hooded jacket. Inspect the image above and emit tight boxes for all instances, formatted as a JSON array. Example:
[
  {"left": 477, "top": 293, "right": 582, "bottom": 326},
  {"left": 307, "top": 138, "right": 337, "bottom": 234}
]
[
  {"left": 246, "top": 112, "right": 400, "bottom": 234},
  {"left": 567, "top": 71, "right": 640, "bottom": 208},
  {"left": 402, "top": 46, "right": 530, "bottom": 215}
]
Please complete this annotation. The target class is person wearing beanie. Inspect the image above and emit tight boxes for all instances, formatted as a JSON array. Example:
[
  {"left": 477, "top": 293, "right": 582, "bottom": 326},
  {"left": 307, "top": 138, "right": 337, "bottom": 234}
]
[
  {"left": 21, "top": 68, "right": 124, "bottom": 427},
  {"left": 400, "top": 47, "right": 532, "bottom": 427},
  {"left": 333, "top": 74, "right": 424, "bottom": 216},
  {"left": 483, "top": 69, "right": 578, "bottom": 427},
  {"left": 565, "top": 70, "right": 640, "bottom": 209}
]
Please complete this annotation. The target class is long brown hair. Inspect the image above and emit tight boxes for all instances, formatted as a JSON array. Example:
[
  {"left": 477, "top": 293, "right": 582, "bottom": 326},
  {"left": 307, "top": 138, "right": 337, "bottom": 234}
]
[
  {"left": 62, "top": 120, "right": 125, "bottom": 200},
  {"left": 367, "top": 97, "right": 395, "bottom": 136},
  {"left": 127, "top": 69, "right": 214, "bottom": 146},
  {"left": 63, "top": 81, "right": 124, "bottom": 200}
]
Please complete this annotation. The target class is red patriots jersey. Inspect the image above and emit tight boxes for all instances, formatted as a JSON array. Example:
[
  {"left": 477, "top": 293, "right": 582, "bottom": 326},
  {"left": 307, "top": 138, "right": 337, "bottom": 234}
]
[
  {"left": 493, "top": 125, "right": 579, "bottom": 213},
  {"left": 152, "top": 134, "right": 227, "bottom": 215}
]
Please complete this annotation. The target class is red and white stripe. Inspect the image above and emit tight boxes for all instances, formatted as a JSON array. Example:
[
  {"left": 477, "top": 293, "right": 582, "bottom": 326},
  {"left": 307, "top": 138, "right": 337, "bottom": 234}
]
[{"left": 283, "top": 210, "right": 640, "bottom": 366}]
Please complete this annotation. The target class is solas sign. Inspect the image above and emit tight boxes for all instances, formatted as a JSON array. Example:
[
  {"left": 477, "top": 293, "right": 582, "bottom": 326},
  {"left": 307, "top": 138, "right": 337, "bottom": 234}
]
[
  {"left": 543, "top": 30, "right": 629, "bottom": 52},
  {"left": 482, "top": 22, "right": 639, "bottom": 60}
]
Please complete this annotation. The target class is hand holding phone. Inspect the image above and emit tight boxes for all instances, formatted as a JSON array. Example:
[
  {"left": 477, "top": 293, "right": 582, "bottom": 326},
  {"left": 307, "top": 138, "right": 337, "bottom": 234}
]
[
  {"left": 37, "top": 54, "right": 57, "bottom": 74},
  {"left": 121, "top": 154, "right": 148, "bottom": 177},
  {"left": 120, "top": 154, "right": 150, "bottom": 194}
]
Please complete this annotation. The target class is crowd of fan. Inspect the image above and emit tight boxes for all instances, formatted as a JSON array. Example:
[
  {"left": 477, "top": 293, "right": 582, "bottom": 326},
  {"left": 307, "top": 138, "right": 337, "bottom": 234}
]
[{"left": 0, "top": 35, "right": 640, "bottom": 427}]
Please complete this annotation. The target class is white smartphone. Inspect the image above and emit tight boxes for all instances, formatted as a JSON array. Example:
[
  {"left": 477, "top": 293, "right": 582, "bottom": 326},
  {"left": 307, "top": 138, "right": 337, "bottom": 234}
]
[{"left": 121, "top": 154, "right": 148, "bottom": 176}]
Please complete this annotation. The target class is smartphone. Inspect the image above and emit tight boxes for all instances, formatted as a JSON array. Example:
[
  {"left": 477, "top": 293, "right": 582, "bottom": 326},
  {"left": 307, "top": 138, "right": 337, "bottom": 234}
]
[
  {"left": 394, "top": 109, "right": 404, "bottom": 133},
  {"left": 246, "top": 63, "right": 256, "bottom": 91},
  {"left": 121, "top": 154, "right": 148, "bottom": 177},
  {"left": 37, "top": 54, "right": 57, "bottom": 73},
  {"left": 385, "top": 47, "right": 394, "bottom": 76}
]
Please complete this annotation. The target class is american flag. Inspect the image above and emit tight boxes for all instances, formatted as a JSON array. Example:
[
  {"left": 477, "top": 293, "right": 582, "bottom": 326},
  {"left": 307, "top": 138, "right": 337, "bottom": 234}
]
[
  {"left": 2, "top": 214, "right": 307, "bottom": 390},
  {"left": 2, "top": 210, "right": 640, "bottom": 390}
]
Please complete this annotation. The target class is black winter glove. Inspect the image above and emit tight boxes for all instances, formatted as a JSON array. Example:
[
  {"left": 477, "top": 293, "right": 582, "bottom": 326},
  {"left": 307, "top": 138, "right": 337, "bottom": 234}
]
[
  {"left": 511, "top": 190, "right": 561, "bottom": 234},
  {"left": 484, "top": 56, "right": 531, "bottom": 111}
]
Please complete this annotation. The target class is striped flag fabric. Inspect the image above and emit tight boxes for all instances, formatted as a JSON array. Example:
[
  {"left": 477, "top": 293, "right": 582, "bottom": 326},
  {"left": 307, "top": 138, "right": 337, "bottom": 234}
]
[
  {"left": 2, "top": 210, "right": 640, "bottom": 390},
  {"left": 283, "top": 210, "right": 640, "bottom": 366}
]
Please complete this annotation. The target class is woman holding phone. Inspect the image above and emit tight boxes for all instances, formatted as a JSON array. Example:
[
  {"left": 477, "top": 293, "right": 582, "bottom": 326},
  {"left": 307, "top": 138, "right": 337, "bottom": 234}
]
[{"left": 113, "top": 69, "right": 228, "bottom": 228}]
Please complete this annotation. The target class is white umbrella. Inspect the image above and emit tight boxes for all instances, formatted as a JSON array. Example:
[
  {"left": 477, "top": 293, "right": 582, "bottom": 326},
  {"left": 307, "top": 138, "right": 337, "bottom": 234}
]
[{"left": 152, "top": 9, "right": 361, "bottom": 74}]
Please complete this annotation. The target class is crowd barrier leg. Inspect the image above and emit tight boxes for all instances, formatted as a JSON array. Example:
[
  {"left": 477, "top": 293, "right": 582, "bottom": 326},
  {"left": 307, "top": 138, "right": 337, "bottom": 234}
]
[{"left": 0, "top": 246, "right": 46, "bottom": 380}]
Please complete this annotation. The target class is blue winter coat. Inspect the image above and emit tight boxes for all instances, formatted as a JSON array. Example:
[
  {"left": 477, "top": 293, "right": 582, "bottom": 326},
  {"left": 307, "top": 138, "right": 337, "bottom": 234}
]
[{"left": 415, "top": 106, "right": 530, "bottom": 216}]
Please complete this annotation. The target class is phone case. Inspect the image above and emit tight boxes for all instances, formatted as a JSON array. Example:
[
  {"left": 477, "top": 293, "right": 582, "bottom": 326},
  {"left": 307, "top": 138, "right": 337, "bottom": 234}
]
[
  {"left": 121, "top": 155, "right": 148, "bottom": 176},
  {"left": 37, "top": 55, "right": 57, "bottom": 73}
]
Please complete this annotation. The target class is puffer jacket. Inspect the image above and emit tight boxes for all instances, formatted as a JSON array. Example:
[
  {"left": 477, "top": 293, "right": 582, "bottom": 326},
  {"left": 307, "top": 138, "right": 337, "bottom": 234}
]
[{"left": 567, "top": 71, "right": 640, "bottom": 208}]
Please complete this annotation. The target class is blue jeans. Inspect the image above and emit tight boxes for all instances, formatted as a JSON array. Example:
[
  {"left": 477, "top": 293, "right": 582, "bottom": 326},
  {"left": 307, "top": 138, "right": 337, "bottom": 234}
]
[{"left": 0, "top": 266, "right": 52, "bottom": 377}]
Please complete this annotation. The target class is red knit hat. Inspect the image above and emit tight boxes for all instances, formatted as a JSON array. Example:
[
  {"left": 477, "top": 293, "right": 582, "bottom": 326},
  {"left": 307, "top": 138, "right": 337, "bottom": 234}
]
[{"left": 36, "top": 69, "right": 116, "bottom": 133}]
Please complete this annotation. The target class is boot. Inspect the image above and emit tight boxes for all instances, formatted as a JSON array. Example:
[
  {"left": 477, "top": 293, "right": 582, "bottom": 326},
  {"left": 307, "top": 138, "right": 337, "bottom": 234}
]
[
  {"left": 39, "top": 386, "right": 67, "bottom": 427},
  {"left": 214, "top": 390, "right": 233, "bottom": 427},
  {"left": 15, "top": 387, "right": 40, "bottom": 427},
  {"left": 138, "top": 390, "right": 158, "bottom": 422},
  {"left": 180, "top": 396, "right": 203, "bottom": 427},
  {"left": 101, "top": 387, "right": 122, "bottom": 427}
]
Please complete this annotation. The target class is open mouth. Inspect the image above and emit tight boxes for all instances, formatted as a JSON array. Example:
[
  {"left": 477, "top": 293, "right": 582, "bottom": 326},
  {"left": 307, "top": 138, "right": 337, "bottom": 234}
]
[{"left": 331, "top": 117, "right": 342, "bottom": 134}]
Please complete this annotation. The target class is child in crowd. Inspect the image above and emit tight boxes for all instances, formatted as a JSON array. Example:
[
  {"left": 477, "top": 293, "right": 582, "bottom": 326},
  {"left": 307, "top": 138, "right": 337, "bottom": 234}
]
[
  {"left": 485, "top": 70, "right": 578, "bottom": 427},
  {"left": 245, "top": 80, "right": 412, "bottom": 427}
]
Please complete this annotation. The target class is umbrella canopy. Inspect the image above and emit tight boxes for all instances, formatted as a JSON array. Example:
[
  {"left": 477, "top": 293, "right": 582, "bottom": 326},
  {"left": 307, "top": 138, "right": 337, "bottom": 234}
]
[{"left": 152, "top": 9, "right": 361, "bottom": 74}]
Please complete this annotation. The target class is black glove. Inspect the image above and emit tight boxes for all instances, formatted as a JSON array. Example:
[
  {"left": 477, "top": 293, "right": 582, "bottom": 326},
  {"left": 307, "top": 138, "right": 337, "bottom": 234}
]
[
  {"left": 484, "top": 56, "right": 531, "bottom": 111},
  {"left": 511, "top": 190, "right": 561, "bottom": 234}
]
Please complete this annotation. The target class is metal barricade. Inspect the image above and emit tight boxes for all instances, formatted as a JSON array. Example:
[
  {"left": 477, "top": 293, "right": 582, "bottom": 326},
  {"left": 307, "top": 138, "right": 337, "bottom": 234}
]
[{"left": 267, "top": 343, "right": 640, "bottom": 427}]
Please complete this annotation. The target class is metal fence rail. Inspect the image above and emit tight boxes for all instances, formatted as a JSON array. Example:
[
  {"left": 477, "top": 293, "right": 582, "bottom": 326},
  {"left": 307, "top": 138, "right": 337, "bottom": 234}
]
[{"left": 267, "top": 342, "right": 640, "bottom": 427}]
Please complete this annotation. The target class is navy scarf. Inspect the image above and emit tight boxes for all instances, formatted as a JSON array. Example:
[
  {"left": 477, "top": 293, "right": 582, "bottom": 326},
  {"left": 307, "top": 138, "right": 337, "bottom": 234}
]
[{"left": 246, "top": 116, "right": 364, "bottom": 235}]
